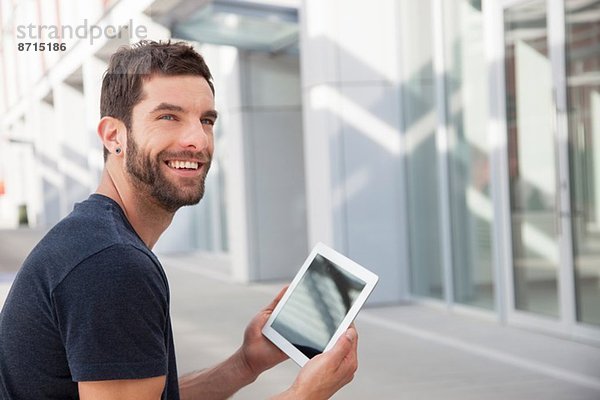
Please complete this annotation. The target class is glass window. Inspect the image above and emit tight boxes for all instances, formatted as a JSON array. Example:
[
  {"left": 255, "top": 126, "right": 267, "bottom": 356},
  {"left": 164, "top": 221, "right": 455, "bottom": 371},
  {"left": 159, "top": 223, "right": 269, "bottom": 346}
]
[
  {"left": 443, "top": 0, "right": 494, "bottom": 309},
  {"left": 566, "top": 0, "right": 600, "bottom": 326},
  {"left": 504, "top": 0, "right": 560, "bottom": 317},
  {"left": 400, "top": 1, "right": 444, "bottom": 299}
]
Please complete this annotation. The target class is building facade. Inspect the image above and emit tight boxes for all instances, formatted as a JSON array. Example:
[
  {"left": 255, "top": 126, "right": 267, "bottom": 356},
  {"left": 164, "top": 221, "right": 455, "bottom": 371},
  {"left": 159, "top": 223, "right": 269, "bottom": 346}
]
[{"left": 0, "top": 0, "right": 599, "bottom": 345}]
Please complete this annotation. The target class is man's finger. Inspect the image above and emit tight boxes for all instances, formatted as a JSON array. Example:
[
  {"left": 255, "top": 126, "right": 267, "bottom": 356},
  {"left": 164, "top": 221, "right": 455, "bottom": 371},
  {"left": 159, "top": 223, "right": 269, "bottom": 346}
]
[
  {"left": 350, "top": 326, "right": 358, "bottom": 352},
  {"left": 345, "top": 327, "right": 358, "bottom": 364},
  {"left": 327, "top": 328, "right": 355, "bottom": 364}
]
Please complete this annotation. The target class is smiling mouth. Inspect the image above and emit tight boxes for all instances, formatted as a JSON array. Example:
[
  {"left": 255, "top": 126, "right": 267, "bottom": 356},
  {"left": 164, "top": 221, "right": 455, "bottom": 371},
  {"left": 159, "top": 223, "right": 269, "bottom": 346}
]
[{"left": 166, "top": 160, "right": 200, "bottom": 170}]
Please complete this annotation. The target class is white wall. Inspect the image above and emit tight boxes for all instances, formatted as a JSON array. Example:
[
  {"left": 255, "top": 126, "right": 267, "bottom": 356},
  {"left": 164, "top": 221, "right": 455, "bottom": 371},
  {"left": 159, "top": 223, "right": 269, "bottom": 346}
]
[{"left": 300, "top": 0, "right": 406, "bottom": 303}]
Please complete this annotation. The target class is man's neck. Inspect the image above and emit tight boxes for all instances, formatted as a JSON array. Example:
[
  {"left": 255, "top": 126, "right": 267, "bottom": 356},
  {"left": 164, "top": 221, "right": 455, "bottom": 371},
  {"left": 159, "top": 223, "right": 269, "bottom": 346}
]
[{"left": 96, "top": 167, "right": 174, "bottom": 250}]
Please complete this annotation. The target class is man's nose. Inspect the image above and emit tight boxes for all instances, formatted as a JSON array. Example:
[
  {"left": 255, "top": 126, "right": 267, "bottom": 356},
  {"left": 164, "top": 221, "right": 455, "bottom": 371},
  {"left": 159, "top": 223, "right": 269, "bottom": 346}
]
[{"left": 179, "top": 121, "right": 210, "bottom": 150}]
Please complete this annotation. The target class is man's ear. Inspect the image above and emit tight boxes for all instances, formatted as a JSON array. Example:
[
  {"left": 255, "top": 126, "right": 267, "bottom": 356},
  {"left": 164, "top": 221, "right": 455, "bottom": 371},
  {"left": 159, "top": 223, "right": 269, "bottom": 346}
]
[{"left": 97, "top": 116, "right": 126, "bottom": 156}]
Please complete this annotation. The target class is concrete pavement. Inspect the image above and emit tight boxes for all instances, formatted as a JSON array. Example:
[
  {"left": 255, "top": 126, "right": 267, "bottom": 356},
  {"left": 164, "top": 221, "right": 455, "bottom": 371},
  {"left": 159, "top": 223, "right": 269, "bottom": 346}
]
[
  {"left": 1, "top": 229, "right": 599, "bottom": 399},
  {"left": 161, "top": 253, "right": 600, "bottom": 400}
]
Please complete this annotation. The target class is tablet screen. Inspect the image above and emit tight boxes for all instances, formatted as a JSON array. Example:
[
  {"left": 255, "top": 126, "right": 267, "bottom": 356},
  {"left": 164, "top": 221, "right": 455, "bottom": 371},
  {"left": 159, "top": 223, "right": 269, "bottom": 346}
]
[{"left": 271, "top": 254, "right": 366, "bottom": 359}]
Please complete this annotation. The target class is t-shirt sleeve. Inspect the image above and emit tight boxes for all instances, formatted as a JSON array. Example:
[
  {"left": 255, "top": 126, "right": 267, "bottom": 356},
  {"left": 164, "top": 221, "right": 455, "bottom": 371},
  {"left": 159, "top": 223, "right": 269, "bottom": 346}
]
[{"left": 52, "top": 244, "right": 169, "bottom": 382}]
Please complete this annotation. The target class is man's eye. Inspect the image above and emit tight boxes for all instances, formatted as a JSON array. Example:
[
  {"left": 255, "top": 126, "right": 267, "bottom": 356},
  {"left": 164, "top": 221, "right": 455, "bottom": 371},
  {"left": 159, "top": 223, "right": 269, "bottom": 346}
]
[
  {"left": 201, "top": 119, "right": 215, "bottom": 126},
  {"left": 159, "top": 115, "right": 176, "bottom": 121}
]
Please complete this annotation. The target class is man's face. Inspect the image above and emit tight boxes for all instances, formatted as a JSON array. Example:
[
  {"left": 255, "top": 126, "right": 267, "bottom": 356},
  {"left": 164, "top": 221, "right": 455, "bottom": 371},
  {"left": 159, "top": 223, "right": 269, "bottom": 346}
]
[{"left": 124, "top": 74, "right": 217, "bottom": 212}]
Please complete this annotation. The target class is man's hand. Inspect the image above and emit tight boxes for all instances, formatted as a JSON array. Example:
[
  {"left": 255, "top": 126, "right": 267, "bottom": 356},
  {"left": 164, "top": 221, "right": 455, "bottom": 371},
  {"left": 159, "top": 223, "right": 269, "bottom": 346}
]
[
  {"left": 240, "top": 286, "right": 289, "bottom": 377},
  {"left": 242, "top": 287, "right": 359, "bottom": 400},
  {"left": 273, "top": 326, "right": 359, "bottom": 400},
  {"left": 178, "top": 288, "right": 358, "bottom": 400}
]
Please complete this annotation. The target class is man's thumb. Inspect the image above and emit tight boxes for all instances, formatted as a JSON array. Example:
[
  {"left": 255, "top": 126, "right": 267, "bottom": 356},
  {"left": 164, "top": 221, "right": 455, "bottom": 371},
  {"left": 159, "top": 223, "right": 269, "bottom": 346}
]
[{"left": 329, "top": 328, "right": 355, "bottom": 360}]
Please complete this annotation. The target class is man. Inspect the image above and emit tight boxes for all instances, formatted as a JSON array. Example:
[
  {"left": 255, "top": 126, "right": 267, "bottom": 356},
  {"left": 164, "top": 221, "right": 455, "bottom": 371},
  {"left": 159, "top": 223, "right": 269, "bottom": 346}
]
[{"left": 0, "top": 41, "right": 358, "bottom": 399}]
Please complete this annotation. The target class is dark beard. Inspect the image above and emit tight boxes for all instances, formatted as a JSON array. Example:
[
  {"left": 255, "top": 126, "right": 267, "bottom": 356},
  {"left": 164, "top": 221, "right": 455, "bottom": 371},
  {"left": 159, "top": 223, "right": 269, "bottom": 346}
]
[{"left": 125, "top": 130, "right": 211, "bottom": 212}]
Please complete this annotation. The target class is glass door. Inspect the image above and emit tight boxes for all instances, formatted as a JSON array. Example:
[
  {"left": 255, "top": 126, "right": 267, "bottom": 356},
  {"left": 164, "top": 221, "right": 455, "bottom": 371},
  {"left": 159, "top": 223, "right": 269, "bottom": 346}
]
[
  {"left": 500, "top": 0, "right": 600, "bottom": 339},
  {"left": 503, "top": 0, "right": 561, "bottom": 318},
  {"left": 565, "top": 0, "right": 600, "bottom": 328}
]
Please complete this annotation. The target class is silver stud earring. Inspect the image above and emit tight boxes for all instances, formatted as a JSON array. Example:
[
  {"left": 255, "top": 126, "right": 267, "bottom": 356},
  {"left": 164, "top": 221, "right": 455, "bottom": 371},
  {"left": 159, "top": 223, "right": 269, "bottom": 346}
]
[{"left": 115, "top": 148, "right": 122, "bottom": 155}]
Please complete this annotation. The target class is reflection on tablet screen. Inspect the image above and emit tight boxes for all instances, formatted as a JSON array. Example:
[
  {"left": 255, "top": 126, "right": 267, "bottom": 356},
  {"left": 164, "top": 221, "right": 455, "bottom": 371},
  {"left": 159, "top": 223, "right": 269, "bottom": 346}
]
[{"left": 271, "top": 254, "right": 366, "bottom": 359}]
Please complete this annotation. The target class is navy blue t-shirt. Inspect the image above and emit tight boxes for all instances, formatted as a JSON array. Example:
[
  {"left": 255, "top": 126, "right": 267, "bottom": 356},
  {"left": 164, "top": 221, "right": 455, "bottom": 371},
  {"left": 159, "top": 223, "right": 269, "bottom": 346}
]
[{"left": 0, "top": 194, "right": 179, "bottom": 399}]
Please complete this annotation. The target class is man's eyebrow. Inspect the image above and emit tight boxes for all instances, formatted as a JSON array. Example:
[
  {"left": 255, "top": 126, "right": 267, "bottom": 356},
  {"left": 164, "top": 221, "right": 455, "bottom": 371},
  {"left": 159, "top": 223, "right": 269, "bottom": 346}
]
[
  {"left": 150, "top": 103, "right": 218, "bottom": 120},
  {"left": 149, "top": 102, "right": 186, "bottom": 114},
  {"left": 202, "top": 110, "right": 219, "bottom": 120}
]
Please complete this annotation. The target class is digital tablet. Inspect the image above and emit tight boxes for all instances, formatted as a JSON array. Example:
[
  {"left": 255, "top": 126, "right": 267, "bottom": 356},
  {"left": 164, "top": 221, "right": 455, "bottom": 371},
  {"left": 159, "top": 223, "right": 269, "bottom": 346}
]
[{"left": 262, "top": 242, "right": 379, "bottom": 367}]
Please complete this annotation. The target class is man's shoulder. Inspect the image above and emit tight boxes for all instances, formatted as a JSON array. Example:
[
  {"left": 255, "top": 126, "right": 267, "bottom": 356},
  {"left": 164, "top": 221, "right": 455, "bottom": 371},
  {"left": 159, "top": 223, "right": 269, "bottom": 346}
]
[
  {"left": 58, "top": 243, "right": 165, "bottom": 292},
  {"left": 82, "top": 243, "right": 159, "bottom": 273},
  {"left": 56, "top": 194, "right": 141, "bottom": 245},
  {"left": 19, "top": 195, "right": 148, "bottom": 288},
  {"left": 58, "top": 194, "right": 137, "bottom": 243}
]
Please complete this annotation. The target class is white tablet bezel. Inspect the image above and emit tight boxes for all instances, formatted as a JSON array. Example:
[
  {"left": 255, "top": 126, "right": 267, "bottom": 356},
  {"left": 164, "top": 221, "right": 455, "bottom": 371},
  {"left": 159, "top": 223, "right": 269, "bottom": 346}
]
[{"left": 262, "top": 242, "right": 379, "bottom": 367}]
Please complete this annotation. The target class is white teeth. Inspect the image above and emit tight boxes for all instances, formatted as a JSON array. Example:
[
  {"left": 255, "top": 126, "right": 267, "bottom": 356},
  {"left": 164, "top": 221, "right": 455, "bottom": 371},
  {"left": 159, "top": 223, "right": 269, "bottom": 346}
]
[{"left": 167, "top": 160, "right": 199, "bottom": 170}]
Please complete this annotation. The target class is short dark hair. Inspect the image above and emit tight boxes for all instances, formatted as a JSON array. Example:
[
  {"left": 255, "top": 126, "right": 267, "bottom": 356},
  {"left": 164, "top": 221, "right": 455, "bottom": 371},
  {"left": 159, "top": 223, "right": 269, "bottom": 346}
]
[{"left": 100, "top": 40, "right": 214, "bottom": 161}]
